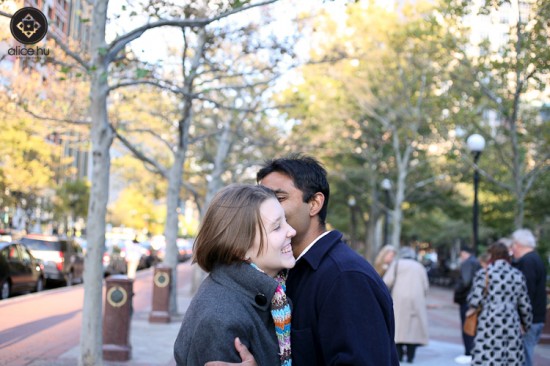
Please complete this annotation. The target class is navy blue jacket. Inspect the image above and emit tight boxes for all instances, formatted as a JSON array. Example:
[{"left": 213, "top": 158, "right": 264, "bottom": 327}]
[
  {"left": 514, "top": 251, "right": 547, "bottom": 323},
  {"left": 287, "top": 230, "right": 399, "bottom": 365}
]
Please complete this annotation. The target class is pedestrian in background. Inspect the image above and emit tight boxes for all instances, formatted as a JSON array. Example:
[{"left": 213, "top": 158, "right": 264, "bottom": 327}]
[
  {"left": 125, "top": 237, "right": 143, "bottom": 280},
  {"left": 383, "top": 246, "right": 429, "bottom": 364},
  {"left": 453, "top": 245, "right": 481, "bottom": 364},
  {"left": 467, "top": 241, "right": 532, "bottom": 366},
  {"left": 174, "top": 184, "right": 296, "bottom": 366},
  {"left": 374, "top": 244, "right": 397, "bottom": 277},
  {"left": 478, "top": 251, "right": 490, "bottom": 269},
  {"left": 510, "top": 229, "right": 547, "bottom": 366}
]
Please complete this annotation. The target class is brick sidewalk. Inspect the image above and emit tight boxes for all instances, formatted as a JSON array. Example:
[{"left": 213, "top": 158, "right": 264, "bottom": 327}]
[{"left": 419, "top": 285, "right": 550, "bottom": 366}]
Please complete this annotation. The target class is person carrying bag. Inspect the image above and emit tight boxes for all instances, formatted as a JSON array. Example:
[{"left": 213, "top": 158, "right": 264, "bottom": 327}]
[{"left": 463, "top": 270, "right": 488, "bottom": 337}]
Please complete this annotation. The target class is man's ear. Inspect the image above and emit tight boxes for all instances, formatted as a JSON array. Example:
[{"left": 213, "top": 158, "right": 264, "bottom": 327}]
[{"left": 309, "top": 192, "right": 325, "bottom": 217}]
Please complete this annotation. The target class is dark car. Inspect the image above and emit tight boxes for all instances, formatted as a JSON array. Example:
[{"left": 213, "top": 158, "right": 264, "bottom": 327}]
[
  {"left": 19, "top": 234, "right": 84, "bottom": 286},
  {"left": 0, "top": 242, "right": 45, "bottom": 300},
  {"left": 176, "top": 238, "right": 193, "bottom": 262}
]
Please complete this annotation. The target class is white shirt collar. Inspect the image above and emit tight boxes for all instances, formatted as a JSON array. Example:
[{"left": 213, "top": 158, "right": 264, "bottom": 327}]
[{"left": 296, "top": 230, "right": 332, "bottom": 262}]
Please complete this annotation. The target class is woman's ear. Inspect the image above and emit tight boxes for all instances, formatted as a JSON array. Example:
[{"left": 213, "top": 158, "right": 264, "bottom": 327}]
[{"left": 309, "top": 192, "right": 325, "bottom": 217}]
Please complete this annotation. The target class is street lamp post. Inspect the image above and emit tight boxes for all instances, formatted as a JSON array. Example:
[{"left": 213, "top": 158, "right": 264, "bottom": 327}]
[
  {"left": 466, "top": 134, "right": 486, "bottom": 255},
  {"left": 347, "top": 196, "right": 357, "bottom": 249},
  {"left": 381, "top": 179, "right": 392, "bottom": 246}
]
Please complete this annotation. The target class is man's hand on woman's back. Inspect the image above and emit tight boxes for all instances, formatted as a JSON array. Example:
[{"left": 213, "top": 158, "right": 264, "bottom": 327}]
[{"left": 204, "top": 337, "right": 257, "bottom": 366}]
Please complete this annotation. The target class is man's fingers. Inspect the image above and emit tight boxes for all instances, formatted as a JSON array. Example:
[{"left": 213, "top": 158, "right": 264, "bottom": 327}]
[
  {"left": 234, "top": 337, "right": 254, "bottom": 362},
  {"left": 203, "top": 338, "right": 257, "bottom": 366}
]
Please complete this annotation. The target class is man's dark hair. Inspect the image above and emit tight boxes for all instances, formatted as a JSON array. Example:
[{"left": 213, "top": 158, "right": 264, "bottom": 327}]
[{"left": 257, "top": 153, "right": 330, "bottom": 226}]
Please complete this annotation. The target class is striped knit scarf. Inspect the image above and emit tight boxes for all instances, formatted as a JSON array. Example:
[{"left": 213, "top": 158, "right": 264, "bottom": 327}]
[{"left": 250, "top": 264, "right": 292, "bottom": 366}]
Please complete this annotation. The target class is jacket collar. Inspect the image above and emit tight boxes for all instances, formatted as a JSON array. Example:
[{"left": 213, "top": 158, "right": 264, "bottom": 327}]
[
  {"left": 210, "top": 262, "right": 279, "bottom": 312},
  {"left": 297, "top": 230, "right": 343, "bottom": 271}
]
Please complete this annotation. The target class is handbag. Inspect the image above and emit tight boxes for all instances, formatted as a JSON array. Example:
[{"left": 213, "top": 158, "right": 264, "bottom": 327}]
[
  {"left": 463, "top": 308, "right": 480, "bottom": 336},
  {"left": 463, "top": 270, "right": 489, "bottom": 337}
]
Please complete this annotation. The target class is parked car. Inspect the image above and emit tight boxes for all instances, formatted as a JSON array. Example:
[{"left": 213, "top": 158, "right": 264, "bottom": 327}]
[
  {"left": 0, "top": 229, "right": 12, "bottom": 242},
  {"left": 155, "top": 238, "right": 193, "bottom": 263},
  {"left": 19, "top": 234, "right": 84, "bottom": 286},
  {"left": 176, "top": 238, "right": 193, "bottom": 262},
  {"left": 0, "top": 241, "right": 45, "bottom": 300}
]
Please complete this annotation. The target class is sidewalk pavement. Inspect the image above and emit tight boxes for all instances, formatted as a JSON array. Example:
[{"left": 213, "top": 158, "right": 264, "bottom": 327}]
[
  {"left": 409, "top": 285, "right": 550, "bottom": 366},
  {"left": 29, "top": 262, "right": 195, "bottom": 366},
  {"left": 41, "top": 263, "right": 550, "bottom": 366}
]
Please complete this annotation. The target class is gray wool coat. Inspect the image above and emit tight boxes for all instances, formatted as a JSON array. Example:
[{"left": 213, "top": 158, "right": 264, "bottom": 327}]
[{"left": 174, "top": 263, "right": 281, "bottom": 366}]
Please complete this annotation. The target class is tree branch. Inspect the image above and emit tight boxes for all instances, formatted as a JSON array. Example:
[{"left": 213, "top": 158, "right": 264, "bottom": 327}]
[
  {"left": 470, "top": 159, "right": 513, "bottom": 191},
  {"left": 108, "top": 79, "right": 183, "bottom": 95},
  {"left": 48, "top": 32, "right": 90, "bottom": 70},
  {"left": 111, "top": 125, "right": 168, "bottom": 178},
  {"left": 524, "top": 155, "right": 550, "bottom": 192},
  {"left": 120, "top": 127, "right": 174, "bottom": 152},
  {"left": 21, "top": 105, "right": 91, "bottom": 125},
  {"left": 405, "top": 174, "right": 447, "bottom": 199},
  {"left": 107, "top": 0, "right": 279, "bottom": 62}
]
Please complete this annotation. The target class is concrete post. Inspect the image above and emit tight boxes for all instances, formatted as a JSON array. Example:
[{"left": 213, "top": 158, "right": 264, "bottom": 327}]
[
  {"left": 149, "top": 264, "right": 172, "bottom": 323},
  {"left": 103, "top": 275, "right": 133, "bottom": 361}
]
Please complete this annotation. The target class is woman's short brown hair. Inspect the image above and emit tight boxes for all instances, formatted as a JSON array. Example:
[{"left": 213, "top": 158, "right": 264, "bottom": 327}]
[
  {"left": 193, "top": 184, "right": 276, "bottom": 272},
  {"left": 488, "top": 241, "right": 510, "bottom": 264}
]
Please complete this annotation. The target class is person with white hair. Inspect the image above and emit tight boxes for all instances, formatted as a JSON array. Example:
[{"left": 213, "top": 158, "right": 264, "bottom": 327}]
[{"left": 511, "top": 228, "right": 547, "bottom": 366}]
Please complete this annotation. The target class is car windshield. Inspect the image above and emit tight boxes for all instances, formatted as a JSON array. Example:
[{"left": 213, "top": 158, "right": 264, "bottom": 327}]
[{"left": 20, "top": 238, "right": 62, "bottom": 251}]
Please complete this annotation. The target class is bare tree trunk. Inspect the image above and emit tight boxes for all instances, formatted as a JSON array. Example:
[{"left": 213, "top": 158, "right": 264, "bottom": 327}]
[
  {"left": 365, "top": 179, "right": 380, "bottom": 262},
  {"left": 80, "top": 1, "right": 110, "bottom": 365},
  {"left": 515, "top": 193, "right": 525, "bottom": 229},
  {"left": 164, "top": 149, "right": 185, "bottom": 314},
  {"left": 389, "top": 120, "right": 412, "bottom": 250},
  {"left": 190, "top": 116, "right": 233, "bottom": 295},
  {"left": 165, "top": 29, "right": 207, "bottom": 311},
  {"left": 391, "top": 165, "right": 407, "bottom": 249}
]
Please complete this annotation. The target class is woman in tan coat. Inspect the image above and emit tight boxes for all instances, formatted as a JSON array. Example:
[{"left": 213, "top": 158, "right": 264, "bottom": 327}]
[{"left": 383, "top": 246, "right": 429, "bottom": 363}]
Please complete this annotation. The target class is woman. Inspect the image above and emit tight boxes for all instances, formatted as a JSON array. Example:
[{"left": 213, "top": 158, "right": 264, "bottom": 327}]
[
  {"left": 383, "top": 246, "right": 429, "bottom": 363},
  {"left": 467, "top": 241, "right": 532, "bottom": 366},
  {"left": 374, "top": 244, "right": 397, "bottom": 276},
  {"left": 174, "top": 184, "right": 296, "bottom": 366}
]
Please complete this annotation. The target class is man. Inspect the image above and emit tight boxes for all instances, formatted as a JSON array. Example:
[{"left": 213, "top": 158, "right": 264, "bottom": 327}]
[
  {"left": 511, "top": 228, "right": 547, "bottom": 366},
  {"left": 207, "top": 154, "right": 398, "bottom": 366},
  {"left": 453, "top": 246, "right": 481, "bottom": 365}
]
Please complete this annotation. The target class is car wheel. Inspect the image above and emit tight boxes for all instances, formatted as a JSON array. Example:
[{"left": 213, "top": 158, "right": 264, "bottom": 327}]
[
  {"left": 66, "top": 272, "right": 74, "bottom": 286},
  {"left": 35, "top": 277, "right": 44, "bottom": 292},
  {"left": 1, "top": 281, "right": 10, "bottom": 300}
]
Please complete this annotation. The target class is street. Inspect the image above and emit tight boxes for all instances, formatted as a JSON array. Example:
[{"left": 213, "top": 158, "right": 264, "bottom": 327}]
[
  {"left": 0, "top": 264, "right": 192, "bottom": 366},
  {"left": 0, "top": 285, "right": 83, "bottom": 365}
]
